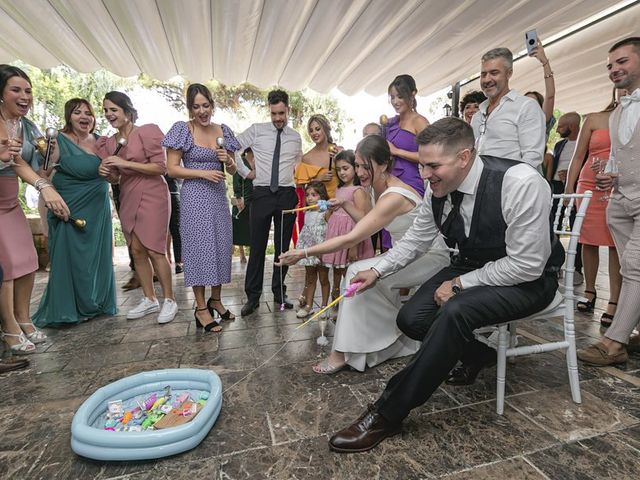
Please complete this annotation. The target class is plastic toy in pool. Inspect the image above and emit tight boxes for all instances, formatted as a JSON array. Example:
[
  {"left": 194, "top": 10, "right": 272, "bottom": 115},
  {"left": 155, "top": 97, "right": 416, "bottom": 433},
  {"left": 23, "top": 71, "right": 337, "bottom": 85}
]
[{"left": 71, "top": 368, "right": 222, "bottom": 461}]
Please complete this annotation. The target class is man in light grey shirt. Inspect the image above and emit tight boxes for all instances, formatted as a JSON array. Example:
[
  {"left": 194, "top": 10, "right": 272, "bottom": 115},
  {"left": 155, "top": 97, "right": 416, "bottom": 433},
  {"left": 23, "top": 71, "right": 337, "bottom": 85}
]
[
  {"left": 471, "top": 48, "right": 546, "bottom": 169},
  {"left": 235, "top": 90, "right": 302, "bottom": 316},
  {"left": 327, "top": 118, "right": 563, "bottom": 453}
]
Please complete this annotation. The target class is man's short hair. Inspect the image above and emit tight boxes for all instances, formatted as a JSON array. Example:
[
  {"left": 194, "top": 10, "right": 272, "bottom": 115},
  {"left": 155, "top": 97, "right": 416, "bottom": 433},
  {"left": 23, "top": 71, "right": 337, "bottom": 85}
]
[
  {"left": 609, "top": 37, "right": 640, "bottom": 54},
  {"left": 560, "top": 112, "right": 581, "bottom": 127},
  {"left": 416, "top": 117, "right": 475, "bottom": 155},
  {"left": 268, "top": 89, "right": 289, "bottom": 107},
  {"left": 481, "top": 47, "right": 513, "bottom": 69}
]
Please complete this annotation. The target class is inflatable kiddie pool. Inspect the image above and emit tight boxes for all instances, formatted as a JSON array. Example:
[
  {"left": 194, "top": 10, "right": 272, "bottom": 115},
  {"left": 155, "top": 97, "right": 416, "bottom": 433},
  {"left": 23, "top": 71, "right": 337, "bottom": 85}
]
[{"left": 71, "top": 368, "right": 222, "bottom": 461}]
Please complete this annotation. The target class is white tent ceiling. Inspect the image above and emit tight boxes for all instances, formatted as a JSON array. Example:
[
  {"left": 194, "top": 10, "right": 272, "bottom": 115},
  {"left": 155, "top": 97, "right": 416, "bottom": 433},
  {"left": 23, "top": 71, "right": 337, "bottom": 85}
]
[{"left": 0, "top": 0, "right": 637, "bottom": 115}]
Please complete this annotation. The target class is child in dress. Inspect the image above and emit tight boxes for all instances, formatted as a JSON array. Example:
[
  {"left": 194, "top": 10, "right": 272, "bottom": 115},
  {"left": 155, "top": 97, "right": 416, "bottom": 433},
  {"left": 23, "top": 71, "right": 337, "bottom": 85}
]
[
  {"left": 296, "top": 181, "right": 331, "bottom": 319},
  {"left": 322, "top": 150, "right": 374, "bottom": 304}
]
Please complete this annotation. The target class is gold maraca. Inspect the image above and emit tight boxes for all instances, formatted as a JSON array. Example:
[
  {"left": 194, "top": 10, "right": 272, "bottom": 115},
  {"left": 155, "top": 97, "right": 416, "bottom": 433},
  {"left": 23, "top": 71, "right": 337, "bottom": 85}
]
[{"left": 69, "top": 216, "right": 87, "bottom": 229}]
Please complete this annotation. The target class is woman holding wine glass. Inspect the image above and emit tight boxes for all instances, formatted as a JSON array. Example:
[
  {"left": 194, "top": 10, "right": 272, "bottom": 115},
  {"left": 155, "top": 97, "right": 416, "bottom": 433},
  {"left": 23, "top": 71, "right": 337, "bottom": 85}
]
[
  {"left": 564, "top": 88, "right": 625, "bottom": 327},
  {"left": 0, "top": 64, "right": 69, "bottom": 354}
]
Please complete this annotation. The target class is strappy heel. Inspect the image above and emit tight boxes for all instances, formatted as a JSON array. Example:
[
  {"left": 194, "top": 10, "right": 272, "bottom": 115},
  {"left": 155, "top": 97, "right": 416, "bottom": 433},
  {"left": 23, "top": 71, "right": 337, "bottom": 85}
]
[
  {"left": 17, "top": 322, "right": 47, "bottom": 344},
  {"left": 577, "top": 290, "right": 596, "bottom": 313},
  {"left": 207, "top": 297, "right": 235, "bottom": 321},
  {"left": 1, "top": 331, "right": 36, "bottom": 355},
  {"left": 600, "top": 301, "right": 617, "bottom": 328},
  {"left": 194, "top": 307, "right": 222, "bottom": 333}
]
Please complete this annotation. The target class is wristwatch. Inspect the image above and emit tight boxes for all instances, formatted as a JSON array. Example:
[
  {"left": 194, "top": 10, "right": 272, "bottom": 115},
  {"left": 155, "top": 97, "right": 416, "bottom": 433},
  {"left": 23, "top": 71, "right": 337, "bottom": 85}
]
[{"left": 452, "top": 277, "right": 462, "bottom": 295}]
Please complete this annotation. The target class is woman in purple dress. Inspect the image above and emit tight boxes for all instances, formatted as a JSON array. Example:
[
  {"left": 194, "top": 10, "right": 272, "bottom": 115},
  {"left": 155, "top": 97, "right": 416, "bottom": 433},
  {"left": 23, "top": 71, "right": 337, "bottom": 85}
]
[
  {"left": 164, "top": 84, "right": 240, "bottom": 333},
  {"left": 382, "top": 74, "right": 430, "bottom": 250}
]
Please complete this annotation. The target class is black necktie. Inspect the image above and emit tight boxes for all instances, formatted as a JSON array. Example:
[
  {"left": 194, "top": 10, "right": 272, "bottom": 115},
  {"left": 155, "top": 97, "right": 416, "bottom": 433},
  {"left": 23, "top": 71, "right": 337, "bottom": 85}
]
[
  {"left": 270, "top": 128, "right": 283, "bottom": 193},
  {"left": 440, "top": 190, "right": 465, "bottom": 248}
]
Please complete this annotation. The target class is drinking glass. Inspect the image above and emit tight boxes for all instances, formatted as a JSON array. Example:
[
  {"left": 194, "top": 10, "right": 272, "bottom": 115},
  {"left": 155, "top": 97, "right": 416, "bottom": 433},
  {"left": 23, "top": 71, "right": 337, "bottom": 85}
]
[{"left": 4, "top": 118, "right": 22, "bottom": 166}]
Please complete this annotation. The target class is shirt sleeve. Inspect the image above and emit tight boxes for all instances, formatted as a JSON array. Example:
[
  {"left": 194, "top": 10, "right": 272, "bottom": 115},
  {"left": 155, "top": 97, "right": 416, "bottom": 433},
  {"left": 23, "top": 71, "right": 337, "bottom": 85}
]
[
  {"left": 235, "top": 124, "right": 256, "bottom": 150},
  {"left": 235, "top": 151, "right": 251, "bottom": 178},
  {"left": 459, "top": 166, "right": 552, "bottom": 288},
  {"left": 373, "top": 194, "right": 442, "bottom": 277},
  {"left": 518, "top": 100, "right": 546, "bottom": 168}
]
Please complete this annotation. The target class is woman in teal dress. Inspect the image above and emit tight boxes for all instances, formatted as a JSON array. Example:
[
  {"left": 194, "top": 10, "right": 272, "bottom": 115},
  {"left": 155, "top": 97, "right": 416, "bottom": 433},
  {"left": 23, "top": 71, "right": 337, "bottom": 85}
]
[{"left": 33, "top": 98, "right": 116, "bottom": 326}]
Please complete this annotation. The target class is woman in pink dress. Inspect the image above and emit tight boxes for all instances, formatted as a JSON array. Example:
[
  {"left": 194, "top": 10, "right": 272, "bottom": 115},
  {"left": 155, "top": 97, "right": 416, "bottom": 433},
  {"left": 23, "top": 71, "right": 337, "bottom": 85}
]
[
  {"left": 565, "top": 91, "right": 623, "bottom": 327},
  {"left": 97, "top": 91, "right": 176, "bottom": 324},
  {"left": 0, "top": 65, "right": 69, "bottom": 355}
]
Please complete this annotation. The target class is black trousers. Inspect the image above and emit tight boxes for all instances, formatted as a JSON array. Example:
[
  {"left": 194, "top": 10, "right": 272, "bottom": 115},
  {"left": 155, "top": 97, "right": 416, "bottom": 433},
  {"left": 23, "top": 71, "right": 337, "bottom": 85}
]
[
  {"left": 245, "top": 186, "right": 297, "bottom": 303},
  {"left": 169, "top": 193, "right": 182, "bottom": 263},
  {"left": 375, "top": 266, "right": 558, "bottom": 424}
]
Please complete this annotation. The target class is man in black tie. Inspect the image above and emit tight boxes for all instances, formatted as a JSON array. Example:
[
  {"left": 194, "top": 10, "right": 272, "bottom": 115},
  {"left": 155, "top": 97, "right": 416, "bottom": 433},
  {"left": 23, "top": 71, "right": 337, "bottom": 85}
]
[
  {"left": 328, "top": 117, "right": 563, "bottom": 453},
  {"left": 235, "top": 90, "right": 302, "bottom": 316}
]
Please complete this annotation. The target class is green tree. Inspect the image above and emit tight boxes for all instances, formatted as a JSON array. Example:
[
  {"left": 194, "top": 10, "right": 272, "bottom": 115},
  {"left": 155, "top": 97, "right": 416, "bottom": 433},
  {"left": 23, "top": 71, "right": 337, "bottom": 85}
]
[{"left": 14, "top": 61, "right": 129, "bottom": 132}]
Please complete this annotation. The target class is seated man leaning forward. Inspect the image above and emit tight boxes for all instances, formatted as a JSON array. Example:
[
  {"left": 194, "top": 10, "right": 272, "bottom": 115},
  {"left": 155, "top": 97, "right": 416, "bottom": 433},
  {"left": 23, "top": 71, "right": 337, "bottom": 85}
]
[{"left": 328, "top": 117, "right": 564, "bottom": 453}]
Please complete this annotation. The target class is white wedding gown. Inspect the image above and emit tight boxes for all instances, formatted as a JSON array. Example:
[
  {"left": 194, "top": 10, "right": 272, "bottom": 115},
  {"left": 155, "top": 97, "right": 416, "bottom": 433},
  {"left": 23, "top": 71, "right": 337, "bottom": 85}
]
[{"left": 332, "top": 186, "right": 450, "bottom": 371}]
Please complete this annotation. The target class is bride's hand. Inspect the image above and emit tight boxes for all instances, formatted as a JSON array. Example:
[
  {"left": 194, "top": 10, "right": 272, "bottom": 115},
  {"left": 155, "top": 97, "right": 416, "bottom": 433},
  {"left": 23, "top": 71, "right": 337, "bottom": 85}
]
[{"left": 275, "top": 249, "right": 305, "bottom": 266}]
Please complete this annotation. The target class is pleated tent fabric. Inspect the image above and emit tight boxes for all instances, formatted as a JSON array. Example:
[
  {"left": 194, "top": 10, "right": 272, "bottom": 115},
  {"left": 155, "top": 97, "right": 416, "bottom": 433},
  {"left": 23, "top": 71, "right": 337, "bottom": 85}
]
[{"left": 0, "top": 0, "right": 636, "bottom": 114}]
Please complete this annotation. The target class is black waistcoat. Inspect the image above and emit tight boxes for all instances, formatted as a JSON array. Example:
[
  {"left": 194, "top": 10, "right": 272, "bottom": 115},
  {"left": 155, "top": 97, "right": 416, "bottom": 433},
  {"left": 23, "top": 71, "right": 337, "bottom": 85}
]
[{"left": 431, "top": 155, "right": 564, "bottom": 272}]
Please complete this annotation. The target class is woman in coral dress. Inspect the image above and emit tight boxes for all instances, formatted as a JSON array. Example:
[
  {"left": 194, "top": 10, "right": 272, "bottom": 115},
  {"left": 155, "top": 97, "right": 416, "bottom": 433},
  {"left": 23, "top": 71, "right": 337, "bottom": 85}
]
[{"left": 565, "top": 93, "right": 622, "bottom": 327}]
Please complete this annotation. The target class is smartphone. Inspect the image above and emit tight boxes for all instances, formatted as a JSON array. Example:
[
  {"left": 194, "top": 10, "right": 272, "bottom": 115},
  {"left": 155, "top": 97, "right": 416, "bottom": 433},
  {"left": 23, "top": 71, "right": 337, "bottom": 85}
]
[{"left": 525, "top": 29, "right": 538, "bottom": 55}]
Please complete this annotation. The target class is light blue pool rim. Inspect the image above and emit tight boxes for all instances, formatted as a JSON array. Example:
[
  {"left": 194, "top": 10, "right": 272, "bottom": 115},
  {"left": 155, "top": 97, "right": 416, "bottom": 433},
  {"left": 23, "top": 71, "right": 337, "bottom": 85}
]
[{"left": 71, "top": 368, "right": 222, "bottom": 461}]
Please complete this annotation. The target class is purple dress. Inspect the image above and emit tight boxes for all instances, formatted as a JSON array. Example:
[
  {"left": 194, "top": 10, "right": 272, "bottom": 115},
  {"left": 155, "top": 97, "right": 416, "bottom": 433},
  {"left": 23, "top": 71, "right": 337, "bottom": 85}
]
[
  {"left": 162, "top": 121, "right": 240, "bottom": 287},
  {"left": 386, "top": 116, "right": 424, "bottom": 196},
  {"left": 381, "top": 116, "right": 425, "bottom": 249}
]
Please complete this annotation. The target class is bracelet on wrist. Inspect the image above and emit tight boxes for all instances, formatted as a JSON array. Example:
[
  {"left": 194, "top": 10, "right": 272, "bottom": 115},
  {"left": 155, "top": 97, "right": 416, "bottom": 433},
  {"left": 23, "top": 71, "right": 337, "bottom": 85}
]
[
  {"left": 544, "top": 71, "right": 554, "bottom": 78},
  {"left": 371, "top": 267, "right": 381, "bottom": 279},
  {"left": 541, "top": 60, "right": 549, "bottom": 67},
  {"left": 34, "top": 178, "right": 53, "bottom": 192},
  {"left": 304, "top": 248, "right": 309, "bottom": 258}
]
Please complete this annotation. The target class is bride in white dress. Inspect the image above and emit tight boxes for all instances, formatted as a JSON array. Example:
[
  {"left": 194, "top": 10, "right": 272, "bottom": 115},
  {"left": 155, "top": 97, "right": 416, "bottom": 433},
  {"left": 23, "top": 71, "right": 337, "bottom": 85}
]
[{"left": 278, "top": 135, "right": 449, "bottom": 373}]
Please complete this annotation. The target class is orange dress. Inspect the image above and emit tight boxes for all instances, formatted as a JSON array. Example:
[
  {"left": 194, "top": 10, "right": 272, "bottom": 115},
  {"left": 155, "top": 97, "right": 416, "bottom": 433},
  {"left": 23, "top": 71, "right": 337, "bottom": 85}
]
[
  {"left": 97, "top": 124, "right": 170, "bottom": 254},
  {"left": 576, "top": 129, "right": 614, "bottom": 247}
]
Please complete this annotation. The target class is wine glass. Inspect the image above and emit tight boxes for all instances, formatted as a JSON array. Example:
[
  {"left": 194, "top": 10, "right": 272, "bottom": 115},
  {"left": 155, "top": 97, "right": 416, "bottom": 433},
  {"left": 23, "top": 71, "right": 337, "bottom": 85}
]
[
  {"left": 5, "top": 118, "right": 22, "bottom": 166},
  {"left": 597, "top": 157, "right": 618, "bottom": 202}
]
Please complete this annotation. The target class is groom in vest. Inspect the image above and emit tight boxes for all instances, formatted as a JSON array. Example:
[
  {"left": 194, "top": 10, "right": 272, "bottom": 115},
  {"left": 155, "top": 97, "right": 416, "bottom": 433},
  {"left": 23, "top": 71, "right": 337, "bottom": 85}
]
[
  {"left": 329, "top": 117, "right": 564, "bottom": 453},
  {"left": 577, "top": 37, "right": 640, "bottom": 365}
]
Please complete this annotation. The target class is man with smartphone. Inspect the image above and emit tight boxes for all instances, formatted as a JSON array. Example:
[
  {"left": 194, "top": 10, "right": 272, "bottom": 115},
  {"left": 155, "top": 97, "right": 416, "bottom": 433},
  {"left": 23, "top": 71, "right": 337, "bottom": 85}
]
[{"left": 470, "top": 47, "right": 546, "bottom": 169}]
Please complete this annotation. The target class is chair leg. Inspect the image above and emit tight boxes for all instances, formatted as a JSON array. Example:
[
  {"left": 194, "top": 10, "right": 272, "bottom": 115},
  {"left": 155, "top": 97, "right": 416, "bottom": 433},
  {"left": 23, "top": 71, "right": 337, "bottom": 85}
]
[
  {"left": 508, "top": 322, "right": 517, "bottom": 364},
  {"left": 565, "top": 317, "right": 582, "bottom": 404},
  {"left": 496, "top": 324, "right": 509, "bottom": 415}
]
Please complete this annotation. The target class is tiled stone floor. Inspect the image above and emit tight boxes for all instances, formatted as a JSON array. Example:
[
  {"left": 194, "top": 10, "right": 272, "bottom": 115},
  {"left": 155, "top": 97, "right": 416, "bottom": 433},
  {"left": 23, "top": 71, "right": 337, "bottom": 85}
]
[{"left": 0, "top": 247, "right": 638, "bottom": 479}]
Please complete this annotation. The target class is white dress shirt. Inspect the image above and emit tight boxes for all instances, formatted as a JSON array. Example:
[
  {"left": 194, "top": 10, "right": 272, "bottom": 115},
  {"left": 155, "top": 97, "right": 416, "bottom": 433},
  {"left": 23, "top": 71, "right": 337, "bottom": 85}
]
[
  {"left": 235, "top": 122, "right": 302, "bottom": 187},
  {"left": 471, "top": 90, "right": 546, "bottom": 169},
  {"left": 373, "top": 156, "right": 552, "bottom": 289},
  {"left": 610, "top": 87, "right": 640, "bottom": 160}
]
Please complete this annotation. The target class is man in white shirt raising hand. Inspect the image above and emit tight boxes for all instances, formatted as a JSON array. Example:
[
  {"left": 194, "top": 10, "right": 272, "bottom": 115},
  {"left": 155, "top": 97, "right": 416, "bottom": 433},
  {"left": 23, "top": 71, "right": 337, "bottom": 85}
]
[{"left": 471, "top": 47, "right": 546, "bottom": 170}]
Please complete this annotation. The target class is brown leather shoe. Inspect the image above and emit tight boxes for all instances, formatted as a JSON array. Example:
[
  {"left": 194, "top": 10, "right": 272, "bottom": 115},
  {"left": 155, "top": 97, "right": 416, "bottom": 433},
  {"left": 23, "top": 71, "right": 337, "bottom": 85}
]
[
  {"left": 577, "top": 342, "right": 628, "bottom": 366},
  {"left": 122, "top": 274, "right": 141, "bottom": 291},
  {"left": 329, "top": 405, "right": 401, "bottom": 453},
  {"left": 0, "top": 356, "right": 30, "bottom": 373}
]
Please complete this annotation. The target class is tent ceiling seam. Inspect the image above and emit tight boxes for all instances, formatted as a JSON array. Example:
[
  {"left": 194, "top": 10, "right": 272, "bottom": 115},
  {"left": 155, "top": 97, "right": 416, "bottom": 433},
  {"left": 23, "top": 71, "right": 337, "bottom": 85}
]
[
  {"left": 245, "top": 0, "right": 266, "bottom": 85},
  {"left": 154, "top": 0, "right": 179, "bottom": 78},
  {"left": 100, "top": 0, "right": 144, "bottom": 75}
]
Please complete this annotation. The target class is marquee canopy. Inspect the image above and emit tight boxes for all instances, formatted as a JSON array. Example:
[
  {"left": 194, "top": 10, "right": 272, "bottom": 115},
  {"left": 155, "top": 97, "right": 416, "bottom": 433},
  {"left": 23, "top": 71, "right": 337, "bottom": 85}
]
[{"left": 0, "top": 0, "right": 637, "bottom": 114}]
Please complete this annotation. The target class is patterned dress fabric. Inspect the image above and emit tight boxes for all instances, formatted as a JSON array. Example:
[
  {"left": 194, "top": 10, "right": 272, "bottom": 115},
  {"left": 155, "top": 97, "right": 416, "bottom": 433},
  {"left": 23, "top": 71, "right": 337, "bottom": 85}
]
[
  {"left": 162, "top": 121, "right": 240, "bottom": 287},
  {"left": 296, "top": 210, "right": 327, "bottom": 267}
]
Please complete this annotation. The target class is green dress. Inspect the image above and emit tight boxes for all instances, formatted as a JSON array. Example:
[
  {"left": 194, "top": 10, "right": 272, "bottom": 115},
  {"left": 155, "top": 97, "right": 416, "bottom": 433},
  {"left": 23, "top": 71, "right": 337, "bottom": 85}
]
[
  {"left": 33, "top": 134, "right": 117, "bottom": 326},
  {"left": 232, "top": 162, "right": 253, "bottom": 246}
]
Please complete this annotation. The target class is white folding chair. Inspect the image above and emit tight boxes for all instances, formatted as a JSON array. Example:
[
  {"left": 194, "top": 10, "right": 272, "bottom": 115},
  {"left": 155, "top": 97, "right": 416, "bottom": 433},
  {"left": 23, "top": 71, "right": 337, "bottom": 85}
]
[{"left": 474, "top": 191, "right": 592, "bottom": 414}]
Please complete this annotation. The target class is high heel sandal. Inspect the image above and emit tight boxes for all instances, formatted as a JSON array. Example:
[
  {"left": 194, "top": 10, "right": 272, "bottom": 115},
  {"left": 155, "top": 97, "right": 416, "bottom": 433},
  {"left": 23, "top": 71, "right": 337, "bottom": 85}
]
[
  {"left": 577, "top": 290, "right": 596, "bottom": 313},
  {"left": 17, "top": 322, "right": 47, "bottom": 344},
  {"left": 194, "top": 307, "right": 222, "bottom": 332},
  {"left": 1, "top": 331, "right": 36, "bottom": 355},
  {"left": 207, "top": 297, "right": 236, "bottom": 321},
  {"left": 600, "top": 302, "right": 617, "bottom": 328}
]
